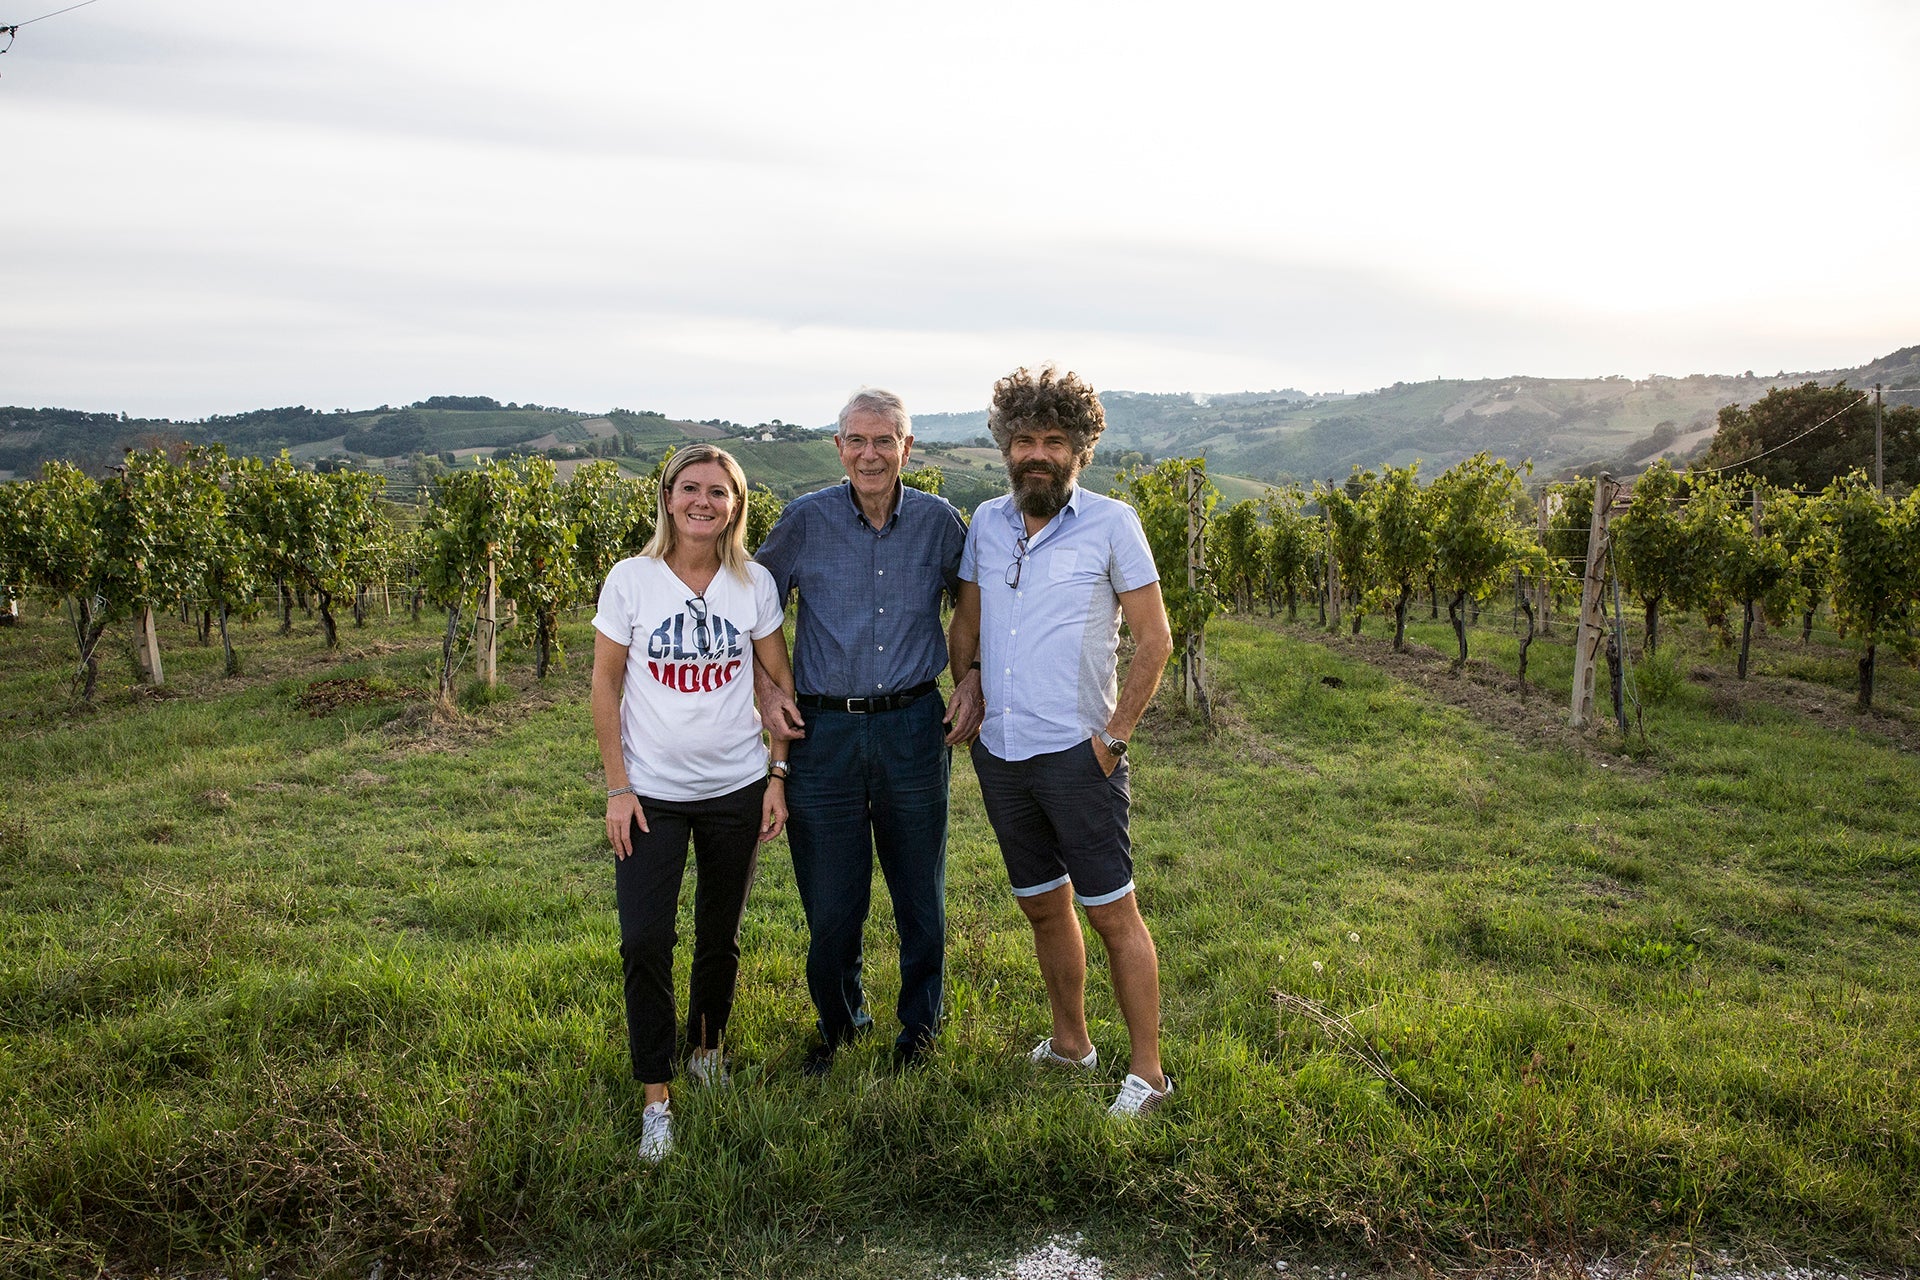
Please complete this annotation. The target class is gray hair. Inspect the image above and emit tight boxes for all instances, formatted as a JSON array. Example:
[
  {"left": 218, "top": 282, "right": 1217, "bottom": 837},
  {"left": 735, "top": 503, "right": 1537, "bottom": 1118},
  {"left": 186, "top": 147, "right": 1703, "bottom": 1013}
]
[{"left": 837, "top": 387, "right": 911, "bottom": 439}]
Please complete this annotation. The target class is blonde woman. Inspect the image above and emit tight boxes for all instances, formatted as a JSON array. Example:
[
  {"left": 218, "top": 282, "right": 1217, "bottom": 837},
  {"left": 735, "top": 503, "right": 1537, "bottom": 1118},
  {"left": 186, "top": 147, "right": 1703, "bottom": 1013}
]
[{"left": 591, "top": 444, "right": 795, "bottom": 1162}]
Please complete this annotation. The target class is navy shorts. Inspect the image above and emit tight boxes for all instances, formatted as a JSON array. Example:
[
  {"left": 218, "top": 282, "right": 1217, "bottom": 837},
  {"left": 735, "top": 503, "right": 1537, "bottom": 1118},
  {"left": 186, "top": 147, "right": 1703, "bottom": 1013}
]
[{"left": 970, "top": 738, "right": 1134, "bottom": 907}]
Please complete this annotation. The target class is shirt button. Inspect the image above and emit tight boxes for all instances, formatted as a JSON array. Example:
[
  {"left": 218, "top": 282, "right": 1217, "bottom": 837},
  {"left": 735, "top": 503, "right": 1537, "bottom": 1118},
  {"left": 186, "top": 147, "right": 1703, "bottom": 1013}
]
[
  {"left": 877, "top": 645, "right": 885, "bottom": 651},
  {"left": 878, "top": 607, "right": 885, "bottom": 613},
  {"left": 1010, "top": 628, "right": 1016, "bottom": 635},
  {"left": 877, "top": 569, "right": 885, "bottom": 576}
]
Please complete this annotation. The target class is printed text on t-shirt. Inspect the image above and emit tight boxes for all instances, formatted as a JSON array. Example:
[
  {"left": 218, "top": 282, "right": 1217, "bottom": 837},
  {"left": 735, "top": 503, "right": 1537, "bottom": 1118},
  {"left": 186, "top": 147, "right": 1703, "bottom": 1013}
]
[{"left": 646, "top": 611, "right": 745, "bottom": 693}]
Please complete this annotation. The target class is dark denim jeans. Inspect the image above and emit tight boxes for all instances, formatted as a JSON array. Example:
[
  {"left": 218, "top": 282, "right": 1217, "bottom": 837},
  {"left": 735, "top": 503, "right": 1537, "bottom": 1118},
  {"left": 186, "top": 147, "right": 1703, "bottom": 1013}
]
[{"left": 786, "top": 691, "right": 949, "bottom": 1049}]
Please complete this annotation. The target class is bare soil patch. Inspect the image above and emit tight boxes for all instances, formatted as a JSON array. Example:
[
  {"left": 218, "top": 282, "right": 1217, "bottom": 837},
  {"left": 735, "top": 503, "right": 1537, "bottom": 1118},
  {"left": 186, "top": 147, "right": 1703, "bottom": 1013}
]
[{"left": 294, "top": 677, "right": 421, "bottom": 717}]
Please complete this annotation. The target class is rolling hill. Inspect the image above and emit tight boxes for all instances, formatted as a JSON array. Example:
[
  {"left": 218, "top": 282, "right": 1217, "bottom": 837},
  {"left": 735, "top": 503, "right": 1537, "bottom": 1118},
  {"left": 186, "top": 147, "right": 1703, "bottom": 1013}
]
[
  {"left": 913, "top": 347, "right": 1918, "bottom": 485},
  {"left": 5, "top": 346, "right": 1911, "bottom": 501}
]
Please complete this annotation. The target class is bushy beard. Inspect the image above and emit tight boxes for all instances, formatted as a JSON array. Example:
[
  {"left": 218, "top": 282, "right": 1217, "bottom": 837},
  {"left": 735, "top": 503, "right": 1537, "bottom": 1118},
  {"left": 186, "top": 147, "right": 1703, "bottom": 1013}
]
[{"left": 1009, "top": 457, "right": 1075, "bottom": 519}]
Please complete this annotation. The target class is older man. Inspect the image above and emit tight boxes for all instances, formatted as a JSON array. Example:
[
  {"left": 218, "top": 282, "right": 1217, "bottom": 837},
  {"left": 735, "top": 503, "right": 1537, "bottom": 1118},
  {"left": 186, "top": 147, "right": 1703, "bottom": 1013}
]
[
  {"left": 754, "top": 388, "right": 977, "bottom": 1072},
  {"left": 946, "top": 365, "right": 1177, "bottom": 1117}
]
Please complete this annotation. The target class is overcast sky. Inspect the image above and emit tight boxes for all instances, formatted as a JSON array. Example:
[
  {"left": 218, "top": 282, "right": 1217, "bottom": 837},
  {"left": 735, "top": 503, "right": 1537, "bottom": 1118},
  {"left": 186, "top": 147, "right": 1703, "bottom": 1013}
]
[{"left": 5, "top": 0, "right": 1917, "bottom": 424}]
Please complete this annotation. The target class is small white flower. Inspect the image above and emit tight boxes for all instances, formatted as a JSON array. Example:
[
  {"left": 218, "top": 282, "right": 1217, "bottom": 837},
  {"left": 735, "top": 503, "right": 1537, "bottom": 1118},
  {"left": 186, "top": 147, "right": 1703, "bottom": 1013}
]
[
  {"left": 1312, "top": 960, "right": 1324, "bottom": 973},
  {"left": 1347, "top": 931, "right": 1360, "bottom": 944}
]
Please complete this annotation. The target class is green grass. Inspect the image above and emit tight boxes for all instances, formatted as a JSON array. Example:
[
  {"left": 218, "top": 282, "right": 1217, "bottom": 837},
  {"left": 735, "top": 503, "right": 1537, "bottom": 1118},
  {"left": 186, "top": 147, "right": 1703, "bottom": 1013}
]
[{"left": 1, "top": 601, "right": 1917, "bottom": 1278}]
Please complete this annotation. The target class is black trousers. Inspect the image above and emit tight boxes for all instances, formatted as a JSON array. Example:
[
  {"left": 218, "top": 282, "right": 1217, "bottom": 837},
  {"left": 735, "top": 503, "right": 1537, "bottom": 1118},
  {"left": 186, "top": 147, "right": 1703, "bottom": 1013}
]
[{"left": 614, "top": 779, "right": 765, "bottom": 1085}]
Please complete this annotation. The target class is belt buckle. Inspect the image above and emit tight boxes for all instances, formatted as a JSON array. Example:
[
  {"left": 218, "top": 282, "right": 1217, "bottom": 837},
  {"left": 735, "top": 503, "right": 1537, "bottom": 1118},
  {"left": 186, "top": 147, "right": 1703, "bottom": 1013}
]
[{"left": 846, "top": 697, "right": 871, "bottom": 713}]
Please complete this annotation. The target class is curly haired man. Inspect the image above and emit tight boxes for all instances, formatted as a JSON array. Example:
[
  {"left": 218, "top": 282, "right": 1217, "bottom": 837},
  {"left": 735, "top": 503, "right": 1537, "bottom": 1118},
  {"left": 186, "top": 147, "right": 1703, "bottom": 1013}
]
[{"left": 946, "top": 365, "right": 1178, "bottom": 1117}]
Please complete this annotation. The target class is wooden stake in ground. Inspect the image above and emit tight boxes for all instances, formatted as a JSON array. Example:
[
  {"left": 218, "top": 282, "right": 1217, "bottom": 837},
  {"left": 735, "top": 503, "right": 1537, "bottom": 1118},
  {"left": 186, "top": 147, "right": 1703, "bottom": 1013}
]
[
  {"left": 1536, "top": 493, "right": 1559, "bottom": 636},
  {"left": 1324, "top": 490, "right": 1342, "bottom": 634},
  {"left": 135, "top": 606, "right": 164, "bottom": 687},
  {"left": 1184, "top": 465, "right": 1211, "bottom": 722},
  {"left": 477, "top": 552, "right": 499, "bottom": 687},
  {"left": 1569, "top": 474, "right": 1620, "bottom": 729}
]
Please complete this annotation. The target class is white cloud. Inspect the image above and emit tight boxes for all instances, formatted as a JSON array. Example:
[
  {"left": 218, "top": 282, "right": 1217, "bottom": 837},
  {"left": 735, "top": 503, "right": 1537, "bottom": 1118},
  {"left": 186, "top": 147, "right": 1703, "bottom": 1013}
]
[{"left": 4, "top": 0, "right": 1915, "bottom": 422}]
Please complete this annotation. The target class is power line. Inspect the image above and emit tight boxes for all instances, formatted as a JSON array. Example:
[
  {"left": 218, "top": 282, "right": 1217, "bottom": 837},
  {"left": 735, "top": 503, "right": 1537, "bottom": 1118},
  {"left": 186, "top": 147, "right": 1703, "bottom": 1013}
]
[
  {"left": 1690, "top": 392, "right": 1871, "bottom": 476},
  {"left": 2, "top": 0, "right": 102, "bottom": 53}
]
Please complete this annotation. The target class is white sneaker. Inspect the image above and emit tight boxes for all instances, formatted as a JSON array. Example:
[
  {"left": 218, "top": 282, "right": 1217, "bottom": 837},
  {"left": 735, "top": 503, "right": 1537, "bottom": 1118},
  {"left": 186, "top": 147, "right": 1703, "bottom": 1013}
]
[
  {"left": 1107, "top": 1072, "right": 1174, "bottom": 1118},
  {"left": 638, "top": 1100, "right": 672, "bottom": 1163},
  {"left": 1029, "top": 1037, "right": 1098, "bottom": 1070},
  {"left": 686, "top": 1049, "right": 730, "bottom": 1088}
]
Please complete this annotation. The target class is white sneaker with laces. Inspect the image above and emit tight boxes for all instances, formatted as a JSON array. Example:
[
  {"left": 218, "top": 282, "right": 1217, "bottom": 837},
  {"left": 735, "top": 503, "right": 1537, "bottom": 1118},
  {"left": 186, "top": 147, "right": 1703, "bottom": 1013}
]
[
  {"left": 1029, "top": 1037, "right": 1098, "bottom": 1070},
  {"left": 638, "top": 1100, "right": 673, "bottom": 1163},
  {"left": 1107, "top": 1072, "right": 1175, "bottom": 1118},
  {"left": 686, "top": 1049, "right": 730, "bottom": 1088}
]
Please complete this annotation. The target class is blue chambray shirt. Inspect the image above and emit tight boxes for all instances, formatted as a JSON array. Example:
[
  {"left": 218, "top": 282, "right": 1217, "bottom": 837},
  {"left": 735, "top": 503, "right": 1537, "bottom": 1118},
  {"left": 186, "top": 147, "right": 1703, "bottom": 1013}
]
[
  {"left": 754, "top": 479, "right": 968, "bottom": 698},
  {"left": 960, "top": 485, "right": 1160, "bottom": 762}
]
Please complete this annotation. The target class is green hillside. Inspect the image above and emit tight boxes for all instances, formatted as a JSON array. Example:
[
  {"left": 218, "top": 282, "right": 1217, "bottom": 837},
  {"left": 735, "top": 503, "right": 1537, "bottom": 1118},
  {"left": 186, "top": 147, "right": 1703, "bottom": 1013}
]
[
  {"left": 911, "top": 348, "right": 1919, "bottom": 486},
  {"left": 6, "top": 345, "right": 1911, "bottom": 488}
]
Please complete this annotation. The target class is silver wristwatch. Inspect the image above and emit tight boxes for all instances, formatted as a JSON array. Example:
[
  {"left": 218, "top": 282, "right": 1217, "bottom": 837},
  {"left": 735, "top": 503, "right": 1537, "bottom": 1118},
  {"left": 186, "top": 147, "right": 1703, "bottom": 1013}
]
[{"left": 1097, "top": 730, "right": 1128, "bottom": 757}]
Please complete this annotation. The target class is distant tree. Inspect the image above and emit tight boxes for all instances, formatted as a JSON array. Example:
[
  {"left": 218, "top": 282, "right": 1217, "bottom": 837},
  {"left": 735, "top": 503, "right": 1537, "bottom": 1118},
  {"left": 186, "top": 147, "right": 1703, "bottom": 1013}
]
[
  {"left": 1701, "top": 382, "right": 1920, "bottom": 491},
  {"left": 411, "top": 395, "right": 504, "bottom": 412}
]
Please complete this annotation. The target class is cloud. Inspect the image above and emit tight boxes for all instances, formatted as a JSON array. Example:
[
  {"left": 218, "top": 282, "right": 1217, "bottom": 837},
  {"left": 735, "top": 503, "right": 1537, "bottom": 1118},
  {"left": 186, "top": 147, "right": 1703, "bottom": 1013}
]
[{"left": 4, "top": 0, "right": 1916, "bottom": 423}]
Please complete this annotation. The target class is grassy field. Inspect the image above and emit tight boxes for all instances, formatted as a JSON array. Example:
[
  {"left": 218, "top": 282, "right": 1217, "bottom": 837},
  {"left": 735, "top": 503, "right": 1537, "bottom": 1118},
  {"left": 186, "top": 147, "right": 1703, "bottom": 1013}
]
[{"left": 1, "top": 598, "right": 1916, "bottom": 1278}]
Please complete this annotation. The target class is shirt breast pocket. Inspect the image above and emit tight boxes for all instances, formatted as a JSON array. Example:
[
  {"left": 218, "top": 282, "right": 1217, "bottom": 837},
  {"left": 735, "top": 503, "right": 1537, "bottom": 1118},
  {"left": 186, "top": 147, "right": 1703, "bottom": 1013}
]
[{"left": 1047, "top": 549, "right": 1081, "bottom": 582}]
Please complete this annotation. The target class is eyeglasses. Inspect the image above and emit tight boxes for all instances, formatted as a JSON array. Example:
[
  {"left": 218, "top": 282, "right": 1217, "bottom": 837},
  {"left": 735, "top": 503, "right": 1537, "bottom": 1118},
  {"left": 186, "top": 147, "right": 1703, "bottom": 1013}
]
[
  {"left": 841, "top": 434, "right": 902, "bottom": 456},
  {"left": 685, "top": 595, "right": 711, "bottom": 654},
  {"left": 1004, "top": 534, "right": 1031, "bottom": 589}
]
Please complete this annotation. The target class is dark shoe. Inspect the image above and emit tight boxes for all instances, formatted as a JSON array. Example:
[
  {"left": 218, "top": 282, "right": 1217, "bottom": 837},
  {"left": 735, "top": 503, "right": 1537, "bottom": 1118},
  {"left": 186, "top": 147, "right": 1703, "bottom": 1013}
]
[
  {"left": 891, "top": 1039, "right": 932, "bottom": 1074},
  {"left": 802, "top": 1041, "right": 837, "bottom": 1077}
]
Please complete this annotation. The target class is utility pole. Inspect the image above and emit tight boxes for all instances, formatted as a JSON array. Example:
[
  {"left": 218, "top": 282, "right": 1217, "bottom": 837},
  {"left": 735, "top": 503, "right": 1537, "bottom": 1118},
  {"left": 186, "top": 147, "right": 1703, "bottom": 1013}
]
[{"left": 1875, "top": 383, "right": 1885, "bottom": 494}]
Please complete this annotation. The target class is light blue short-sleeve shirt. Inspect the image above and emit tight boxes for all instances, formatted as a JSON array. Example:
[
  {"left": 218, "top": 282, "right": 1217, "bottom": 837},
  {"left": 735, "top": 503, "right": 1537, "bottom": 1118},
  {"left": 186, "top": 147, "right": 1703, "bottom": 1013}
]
[{"left": 960, "top": 485, "right": 1160, "bottom": 762}]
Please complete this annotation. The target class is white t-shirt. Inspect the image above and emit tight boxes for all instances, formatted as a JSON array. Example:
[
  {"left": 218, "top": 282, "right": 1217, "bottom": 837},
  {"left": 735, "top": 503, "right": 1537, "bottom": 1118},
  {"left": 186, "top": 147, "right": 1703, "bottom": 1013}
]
[{"left": 592, "top": 555, "right": 785, "bottom": 802}]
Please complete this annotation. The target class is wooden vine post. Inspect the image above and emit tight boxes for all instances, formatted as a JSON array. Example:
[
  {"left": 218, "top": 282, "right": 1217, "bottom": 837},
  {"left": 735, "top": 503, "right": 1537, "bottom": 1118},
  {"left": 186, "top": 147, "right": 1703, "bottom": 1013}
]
[
  {"left": 1184, "top": 465, "right": 1211, "bottom": 720},
  {"left": 1750, "top": 486, "right": 1765, "bottom": 642},
  {"left": 1569, "top": 474, "right": 1622, "bottom": 729},
  {"left": 135, "top": 606, "right": 164, "bottom": 687},
  {"left": 477, "top": 549, "right": 499, "bottom": 687},
  {"left": 1535, "top": 492, "right": 1559, "bottom": 635},
  {"left": 1324, "top": 483, "right": 1342, "bottom": 633}
]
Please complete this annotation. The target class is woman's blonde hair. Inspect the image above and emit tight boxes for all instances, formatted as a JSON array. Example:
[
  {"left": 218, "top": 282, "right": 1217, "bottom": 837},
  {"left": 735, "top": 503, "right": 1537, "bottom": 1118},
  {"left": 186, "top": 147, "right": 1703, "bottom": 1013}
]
[{"left": 640, "top": 444, "right": 753, "bottom": 581}]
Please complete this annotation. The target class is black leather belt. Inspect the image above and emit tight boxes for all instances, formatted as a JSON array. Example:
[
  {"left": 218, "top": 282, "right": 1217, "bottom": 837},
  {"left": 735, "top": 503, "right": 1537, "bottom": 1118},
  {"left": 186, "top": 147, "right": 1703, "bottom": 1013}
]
[{"left": 797, "top": 681, "right": 938, "bottom": 714}]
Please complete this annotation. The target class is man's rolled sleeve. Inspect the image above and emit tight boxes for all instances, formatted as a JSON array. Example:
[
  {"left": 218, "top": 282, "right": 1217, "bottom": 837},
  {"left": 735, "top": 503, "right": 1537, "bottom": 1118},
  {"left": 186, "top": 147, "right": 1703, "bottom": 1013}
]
[{"left": 1110, "top": 506, "right": 1160, "bottom": 594}]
